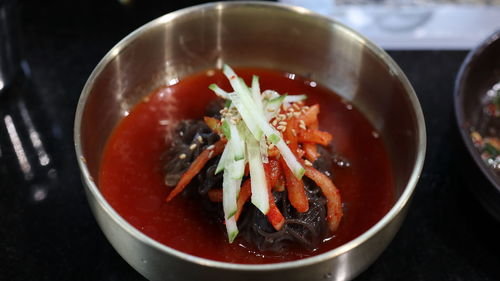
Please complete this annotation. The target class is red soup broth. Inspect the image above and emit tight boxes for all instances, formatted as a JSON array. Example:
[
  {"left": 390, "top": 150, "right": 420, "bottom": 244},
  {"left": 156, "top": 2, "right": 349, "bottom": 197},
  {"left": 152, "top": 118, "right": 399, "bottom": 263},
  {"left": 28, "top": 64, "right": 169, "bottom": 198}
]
[{"left": 99, "top": 68, "right": 394, "bottom": 264}]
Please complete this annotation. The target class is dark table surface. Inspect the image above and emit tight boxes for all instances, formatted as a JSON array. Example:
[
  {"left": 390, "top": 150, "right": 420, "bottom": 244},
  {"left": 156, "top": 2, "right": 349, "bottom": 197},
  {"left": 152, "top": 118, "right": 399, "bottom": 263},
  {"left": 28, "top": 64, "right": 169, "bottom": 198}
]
[{"left": 1, "top": 0, "right": 499, "bottom": 280}]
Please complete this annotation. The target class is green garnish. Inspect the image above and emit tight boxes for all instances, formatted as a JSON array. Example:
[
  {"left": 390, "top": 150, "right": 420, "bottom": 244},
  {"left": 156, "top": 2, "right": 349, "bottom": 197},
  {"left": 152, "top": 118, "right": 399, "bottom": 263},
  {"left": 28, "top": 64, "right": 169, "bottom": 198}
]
[
  {"left": 484, "top": 142, "right": 500, "bottom": 157},
  {"left": 221, "top": 120, "right": 231, "bottom": 140},
  {"left": 208, "top": 64, "right": 307, "bottom": 243}
]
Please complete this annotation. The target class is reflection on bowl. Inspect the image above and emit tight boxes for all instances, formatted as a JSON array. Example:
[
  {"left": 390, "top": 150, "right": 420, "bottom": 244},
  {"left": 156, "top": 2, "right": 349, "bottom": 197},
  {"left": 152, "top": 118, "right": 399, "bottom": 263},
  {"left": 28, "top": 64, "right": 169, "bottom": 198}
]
[
  {"left": 455, "top": 30, "right": 500, "bottom": 221},
  {"left": 74, "top": 2, "right": 425, "bottom": 281}
]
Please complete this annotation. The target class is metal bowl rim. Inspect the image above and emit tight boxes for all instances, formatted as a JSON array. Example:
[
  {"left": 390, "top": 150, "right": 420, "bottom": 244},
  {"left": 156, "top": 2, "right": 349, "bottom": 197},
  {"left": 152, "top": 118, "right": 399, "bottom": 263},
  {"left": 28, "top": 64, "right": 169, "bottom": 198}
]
[
  {"left": 74, "top": 1, "right": 426, "bottom": 271},
  {"left": 453, "top": 29, "right": 500, "bottom": 194}
]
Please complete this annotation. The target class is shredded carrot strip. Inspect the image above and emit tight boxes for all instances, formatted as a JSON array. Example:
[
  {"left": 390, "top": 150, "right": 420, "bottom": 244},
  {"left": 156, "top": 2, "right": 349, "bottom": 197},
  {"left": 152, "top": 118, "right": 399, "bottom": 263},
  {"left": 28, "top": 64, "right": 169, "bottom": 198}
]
[
  {"left": 304, "top": 143, "right": 319, "bottom": 162},
  {"left": 300, "top": 104, "right": 319, "bottom": 126},
  {"left": 234, "top": 179, "right": 251, "bottom": 221},
  {"left": 270, "top": 156, "right": 285, "bottom": 191},
  {"left": 268, "top": 146, "right": 279, "bottom": 157},
  {"left": 265, "top": 160, "right": 285, "bottom": 230},
  {"left": 304, "top": 166, "right": 343, "bottom": 232},
  {"left": 166, "top": 140, "right": 225, "bottom": 201},
  {"left": 303, "top": 117, "right": 320, "bottom": 162},
  {"left": 309, "top": 119, "right": 319, "bottom": 130},
  {"left": 267, "top": 159, "right": 281, "bottom": 186},
  {"left": 267, "top": 204, "right": 285, "bottom": 230},
  {"left": 203, "top": 116, "right": 221, "bottom": 134},
  {"left": 208, "top": 188, "right": 223, "bottom": 202},
  {"left": 274, "top": 175, "right": 285, "bottom": 192},
  {"left": 233, "top": 161, "right": 285, "bottom": 231},
  {"left": 280, "top": 157, "right": 309, "bottom": 212},
  {"left": 298, "top": 129, "right": 333, "bottom": 146}
]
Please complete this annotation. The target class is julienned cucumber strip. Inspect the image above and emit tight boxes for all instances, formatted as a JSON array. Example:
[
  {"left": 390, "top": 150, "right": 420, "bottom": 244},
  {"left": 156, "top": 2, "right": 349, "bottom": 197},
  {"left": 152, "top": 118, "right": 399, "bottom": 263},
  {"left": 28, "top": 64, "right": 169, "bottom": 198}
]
[
  {"left": 228, "top": 159, "right": 245, "bottom": 179},
  {"left": 262, "top": 90, "right": 280, "bottom": 100},
  {"left": 269, "top": 94, "right": 287, "bottom": 104},
  {"left": 209, "top": 65, "right": 312, "bottom": 243},
  {"left": 247, "top": 136, "right": 270, "bottom": 214},
  {"left": 264, "top": 94, "right": 286, "bottom": 121},
  {"left": 208, "top": 83, "right": 230, "bottom": 99},
  {"left": 215, "top": 143, "right": 232, "bottom": 174},
  {"left": 221, "top": 120, "right": 231, "bottom": 140},
  {"left": 268, "top": 132, "right": 281, "bottom": 144},
  {"left": 223, "top": 65, "right": 253, "bottom": 101},
  {"left": 276, "top": 139, "right": 305, "bottom": 179},
  {"left": 227, "top": 82, "right": 282, "bottom": 145},
  {"left": 222, "top": 168, "right": 241, "bottom": 220},
  {"left": 228, "top": 122, "right": 244, "bottom": 160},
  {"left": 225, "top": 216, "right": 239, "bottom": 243},
  {"left": 223, "top": 66, "right": 279, "bottom": 141},
  {"left": 251, "top": 75, "right": 264, "bottom": 109},
  {"left": 227, "top": 93, "right": 263, "bottom": 140},
  {"left": 223, "top": 65, "right": 304, "bottom": 179},
  {"left": 284, "top": 94, "right": 307, "bottom": 103},
  {"left": 260, "top": 138, "right": 269, "bottom": 163}
]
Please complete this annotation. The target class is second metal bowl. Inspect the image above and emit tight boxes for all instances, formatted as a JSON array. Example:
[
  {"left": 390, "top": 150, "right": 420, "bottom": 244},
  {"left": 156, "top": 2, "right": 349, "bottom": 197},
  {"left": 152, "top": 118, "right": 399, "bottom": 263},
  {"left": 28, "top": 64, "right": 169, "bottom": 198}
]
[{"left": 455, "top": 30, "right": 500, "bottom": 221}]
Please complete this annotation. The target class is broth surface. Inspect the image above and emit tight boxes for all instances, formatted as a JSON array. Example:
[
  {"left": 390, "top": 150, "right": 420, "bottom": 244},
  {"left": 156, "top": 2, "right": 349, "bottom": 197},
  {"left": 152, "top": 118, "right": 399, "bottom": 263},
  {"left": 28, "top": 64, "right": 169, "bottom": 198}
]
[{"left": 99, "top": 68, "right": 394, "bottom": 264}]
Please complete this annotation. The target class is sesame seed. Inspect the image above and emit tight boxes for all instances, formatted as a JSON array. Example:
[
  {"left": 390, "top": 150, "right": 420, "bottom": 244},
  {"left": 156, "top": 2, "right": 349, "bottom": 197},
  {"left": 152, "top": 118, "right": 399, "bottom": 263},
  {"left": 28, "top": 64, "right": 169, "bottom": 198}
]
[
  {"left": 189, "top": 143, "right": 197, "bottom": 150},
  {"left": 303, "top": 106, "right": 310, "bottom": 111},
  {"left": 299, "top": 120, "right": 306, "bottom": 126},
  {"left": 207, "top": 144, "right": 215, "bottom": 150},
  {"left": 197, "top": 136, "right": 203, "bottom": 143},
  {"left": 299, "top": 124, "right": 307, "bottom": 130},
  {"left": 180, "top": 131, "right": 184, "bottom": 136},
  {"left": 159, "top": 120, "right": 169, "bottom": 125},
  {"left": 286, "top": 140, "right": 290, "bottom": 144},
  {"left": 269, "top": 143, "right": 275, "bottom": 149},
  {"left": 291, "top": 129, "right": 297, "bottom": 136},
  {"left": 293, "top": 112, "right": 301, "bottom": 117},
  {"left": 208, "top": 151, "right": 214, "bottom": 158},
  {"left": 279, "top": 114, "right": 287, "bottom": 119},
  {"left": 278, "top": 121, "right": 288, "bottom": 126},
  {"left": 304, "top": 159, "right": 313, "bottom": 166},
  {"left": 272, "top": 119, "right": 278, "bottom": 126},
  {"left": 293, "top": 103, "right": 300, "bottom": 110},
  {"left": 372, "top": 131, "right": 379, "bottom": 138},
  {"left": 277, "top": 125, "right": 286, "bottom": 131},
  {"left": 287, "top": 112, "right": 293, "bottom": 118},
  {"left": 267, "top": 108, "right": 275, "bottom": 112},
  {"left": 288, "top": 107, "right": 295, "bottom": 112},
  {"left": 179, "top": 154, "right": 186, "bottom": 159},
  {"left": 206, "top": 69, "right": 215, "bottom": 76},
  {"left": 142, "top": 96, "right": 150, "bottom": 102}
]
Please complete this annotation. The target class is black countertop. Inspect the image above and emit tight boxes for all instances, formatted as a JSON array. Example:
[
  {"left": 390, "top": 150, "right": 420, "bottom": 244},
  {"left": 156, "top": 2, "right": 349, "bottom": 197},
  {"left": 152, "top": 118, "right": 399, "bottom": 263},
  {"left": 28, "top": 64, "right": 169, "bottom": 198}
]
[{"left": 1, "top": 0, "right": 499, "bottom": 280}]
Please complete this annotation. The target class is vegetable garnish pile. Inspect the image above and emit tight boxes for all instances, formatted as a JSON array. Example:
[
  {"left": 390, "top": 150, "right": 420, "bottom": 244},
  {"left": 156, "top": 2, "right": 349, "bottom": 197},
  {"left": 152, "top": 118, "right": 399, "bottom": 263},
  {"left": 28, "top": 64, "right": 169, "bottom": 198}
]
[
  {"left": 166, "top": 65, "right": 343, "bottom": 243},
  {"left": 470, "top": 82, "right": 500, "bottom": 172}
]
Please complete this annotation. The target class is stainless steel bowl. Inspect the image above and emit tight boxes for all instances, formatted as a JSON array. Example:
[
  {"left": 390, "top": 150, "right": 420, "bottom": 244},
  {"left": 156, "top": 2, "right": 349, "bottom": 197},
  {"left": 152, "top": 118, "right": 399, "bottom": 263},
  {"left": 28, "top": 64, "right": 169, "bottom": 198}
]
[{"left": 74, "top": 2, "right": 426, "bottom": 281}]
